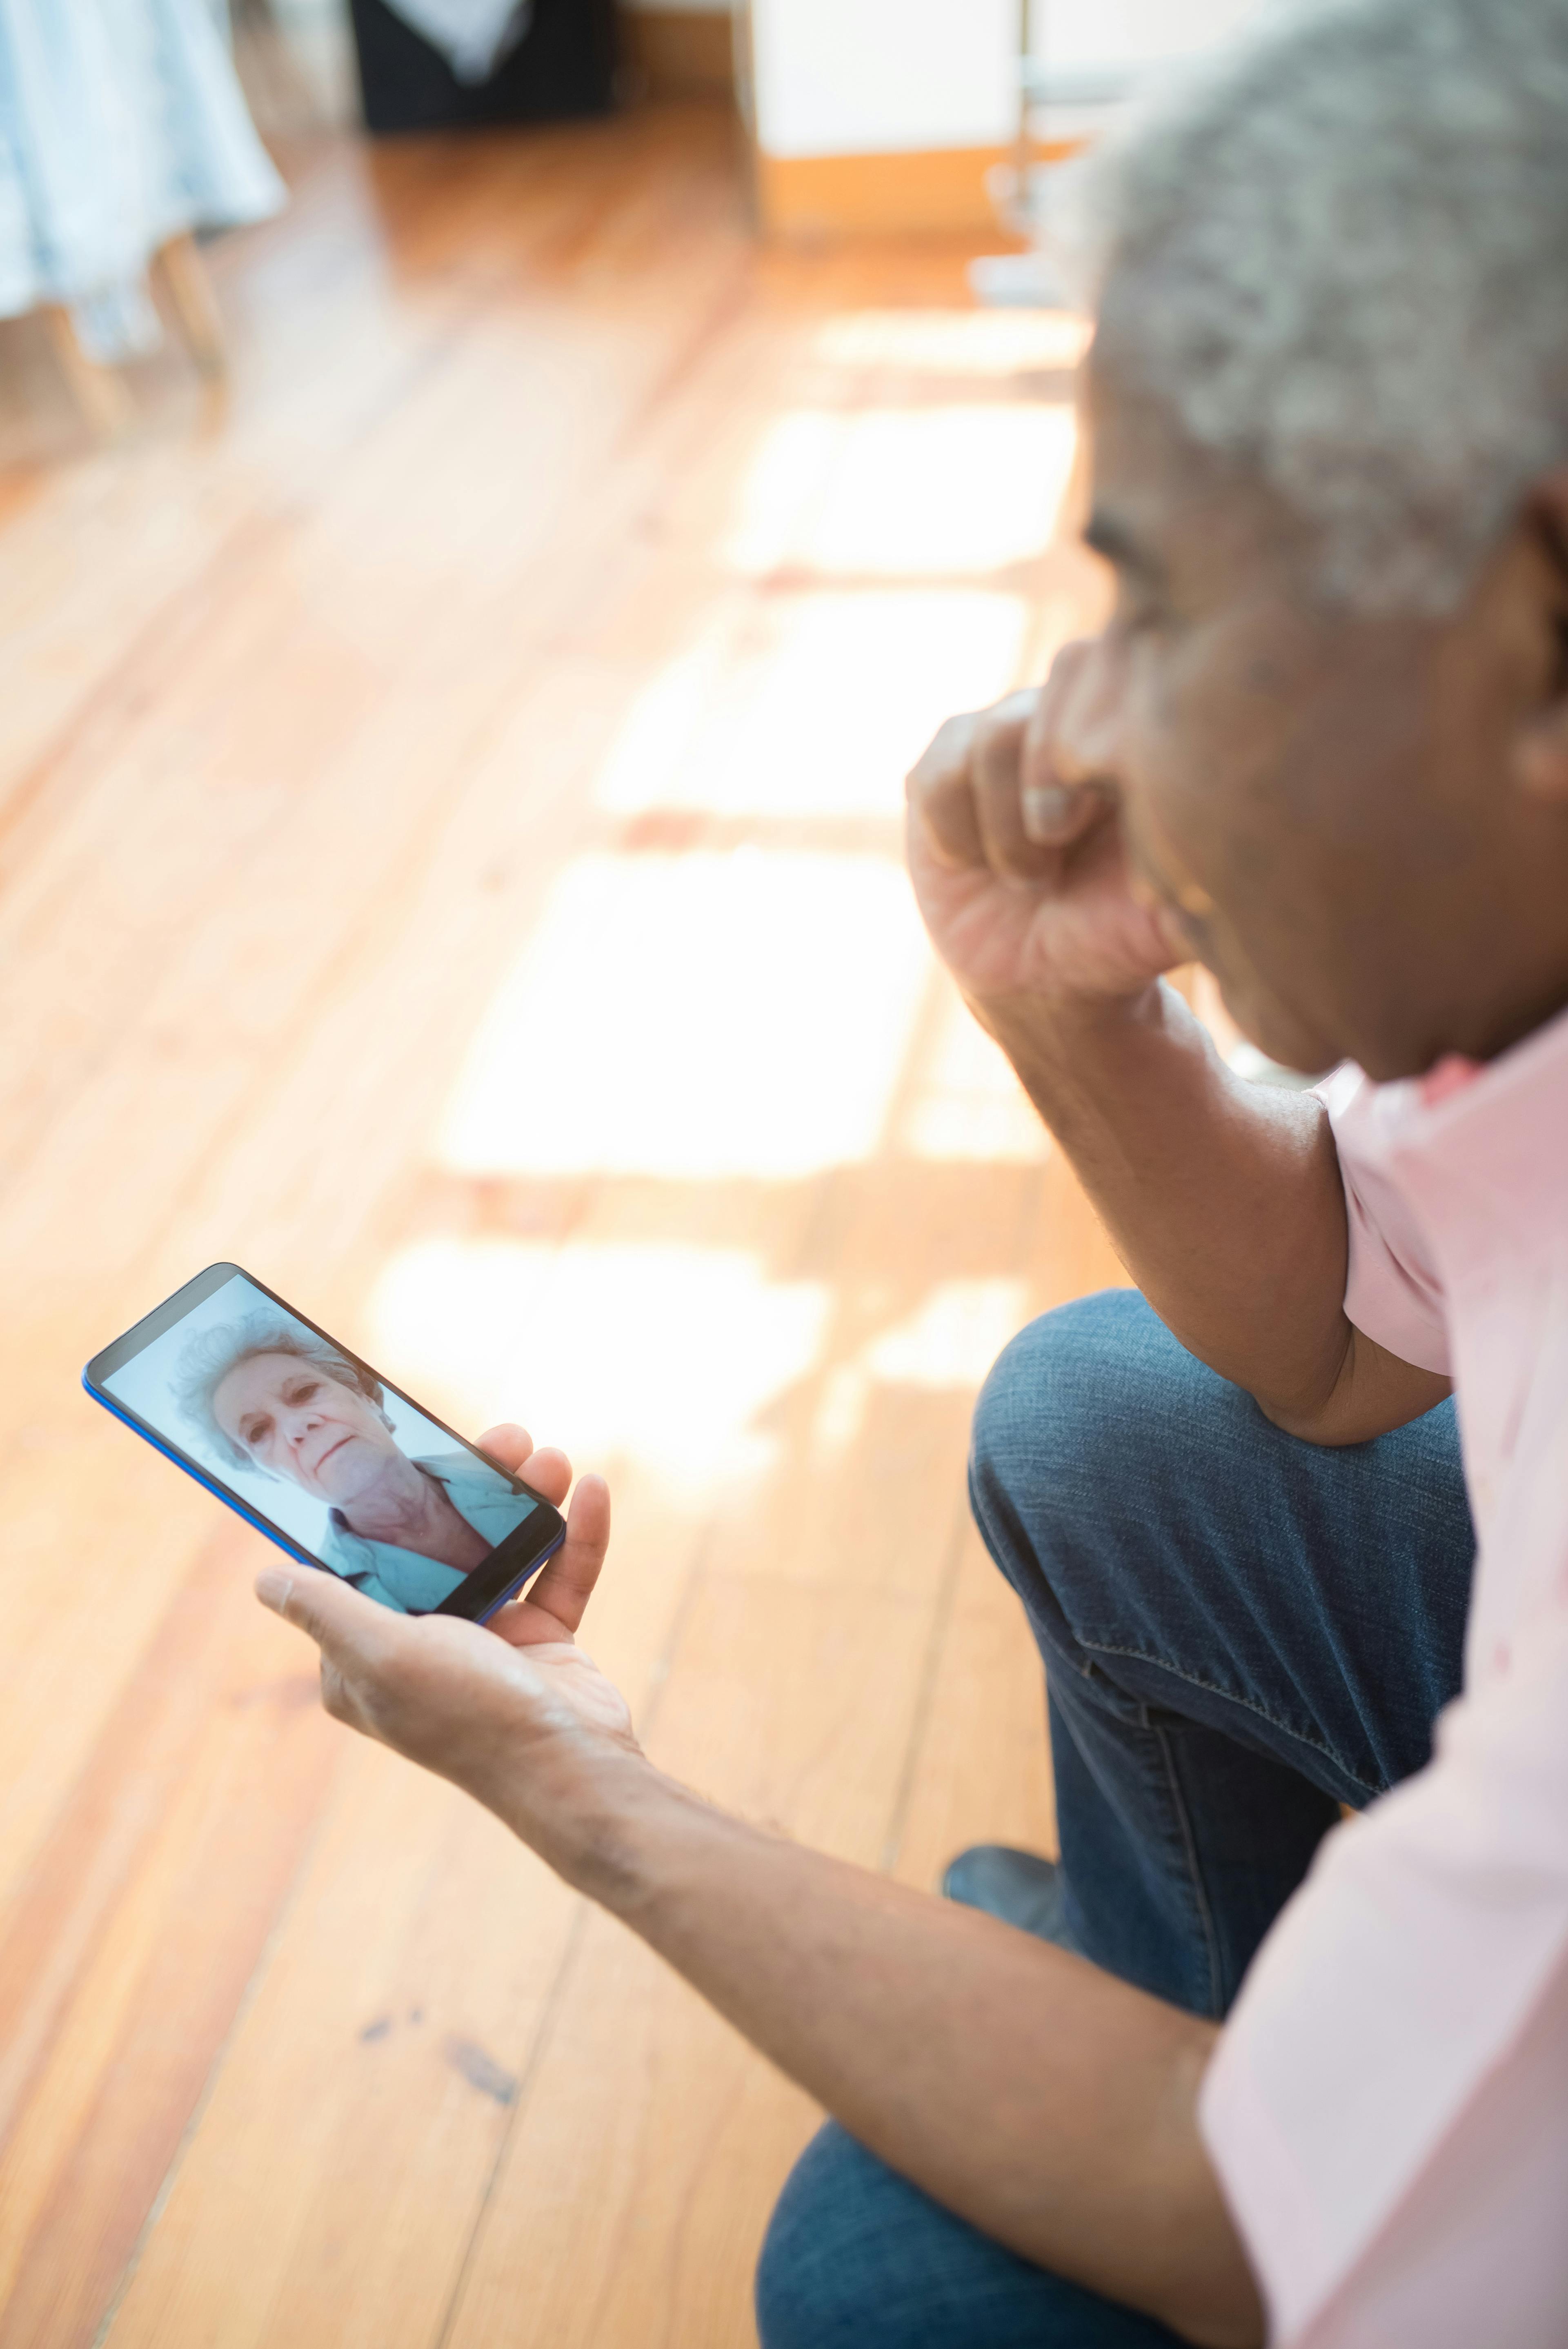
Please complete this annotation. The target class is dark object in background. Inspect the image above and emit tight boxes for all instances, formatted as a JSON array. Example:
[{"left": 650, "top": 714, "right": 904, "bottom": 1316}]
[{"left": 349, "top": 0, "right": 615, "bottom": 134}]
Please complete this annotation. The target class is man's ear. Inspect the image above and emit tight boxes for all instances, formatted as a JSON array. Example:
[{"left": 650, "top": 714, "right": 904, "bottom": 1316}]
[{"left": 1514, "top": 469, "right": 1568, "bottom": 805}]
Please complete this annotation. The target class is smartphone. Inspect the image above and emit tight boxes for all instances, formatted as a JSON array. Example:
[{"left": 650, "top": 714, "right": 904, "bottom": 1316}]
[{"left": 84, "top": 1263, "right": 565, "bottom": 1621}]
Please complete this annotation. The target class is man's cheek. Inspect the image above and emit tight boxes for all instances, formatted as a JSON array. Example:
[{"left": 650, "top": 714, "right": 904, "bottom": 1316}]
[{"left": 1123, "top": 770, "right": 1220, "bottom": 924}]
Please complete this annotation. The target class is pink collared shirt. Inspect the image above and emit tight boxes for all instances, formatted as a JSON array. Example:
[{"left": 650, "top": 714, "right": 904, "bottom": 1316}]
[{"left": 1198, "top": 1008, "right": 1568, "bottom": 2348}]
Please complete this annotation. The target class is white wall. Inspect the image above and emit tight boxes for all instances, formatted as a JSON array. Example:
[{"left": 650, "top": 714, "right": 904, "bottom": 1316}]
[
  {"left": 749, "top": 0, "right": 1268, "bottom": 161},
  {"left": 750, "top": 0, "right": 1016, "bottom": 160},
  {"left": 1027, "top": 0, "right": 1263, "bottom": 68}
]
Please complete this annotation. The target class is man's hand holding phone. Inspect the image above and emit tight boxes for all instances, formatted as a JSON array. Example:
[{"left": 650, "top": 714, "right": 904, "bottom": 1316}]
[{"left": 256, "top": 1427, "right": 645, "bottom": 1886}]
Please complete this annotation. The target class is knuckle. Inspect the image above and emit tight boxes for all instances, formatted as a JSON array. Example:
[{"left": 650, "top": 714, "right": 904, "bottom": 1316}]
[
  {"left": 981, "top": 737, "right": 1028, "bottom": 822},
  {"left": 275, "top": 1582, "right": 309, "bottom": 1628},
  {"left": 975, "top": 699, "right": 1034, "bottom": 776},
  {"left": 908, "top": 711, "right": 973, "bottom": 788},
  {"left": 970, "top": 711, "right": 1009, "bottom": 765},
  {"left": 1039, "top": 640, "right": 1089, "bottom": 721},
  {"left": 972, "top": 690, "right": 1036, "bottom": 761},
  {"left": 320, "top": 1661, "right": 353, "bottom": 1722},
  {"left": 1020, "top": 716, "right": 1060, "bottom": 795}
]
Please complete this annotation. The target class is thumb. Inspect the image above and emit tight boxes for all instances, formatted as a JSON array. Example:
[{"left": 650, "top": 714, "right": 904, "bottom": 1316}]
[
  {"left": 1019, "top": 656, "right": 1119, "bottom": 848},
  {"left": 255, "top": 1561, "right": 391, "bottom": 1668},
  {"left": 1019, "top": 774, "right": 1113, "bottom": 848}
]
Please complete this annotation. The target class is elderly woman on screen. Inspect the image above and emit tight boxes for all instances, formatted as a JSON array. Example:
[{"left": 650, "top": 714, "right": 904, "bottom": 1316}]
[{"left": 175, "top": 1319, "right": 518, "bottom": 1613}]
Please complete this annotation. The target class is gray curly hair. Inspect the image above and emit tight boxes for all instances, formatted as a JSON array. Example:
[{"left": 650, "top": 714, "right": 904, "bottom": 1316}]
[
  {"left": 1076, "top": 0, "right": 1568, "bottom": 611},
  {"left": 173, "top": 1315, "right": 388, "bottom": 1474}
]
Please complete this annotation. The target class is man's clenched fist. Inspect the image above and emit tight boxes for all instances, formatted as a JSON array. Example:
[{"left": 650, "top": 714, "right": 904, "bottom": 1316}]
[{"left": 906, "top": 638, "right": 1184, "bottom": 1007}]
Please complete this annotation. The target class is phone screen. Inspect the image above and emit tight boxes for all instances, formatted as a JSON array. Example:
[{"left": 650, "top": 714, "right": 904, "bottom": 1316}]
[{"left": 87, "top": 1265, "right": 561, "bottom": 1619}]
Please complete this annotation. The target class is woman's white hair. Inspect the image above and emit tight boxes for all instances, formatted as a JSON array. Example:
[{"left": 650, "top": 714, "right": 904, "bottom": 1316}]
[
  {"left": 173, "top": 1316, "right": 387, "bottom": 1473},
  {"left": 1079, "top": 0, "right": 1568, "bottom": 609}
]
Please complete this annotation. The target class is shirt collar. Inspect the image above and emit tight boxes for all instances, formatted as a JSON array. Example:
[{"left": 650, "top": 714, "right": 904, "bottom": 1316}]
[{"left": 1352, "top": 998, "right": 1568, "bottom": 1248}]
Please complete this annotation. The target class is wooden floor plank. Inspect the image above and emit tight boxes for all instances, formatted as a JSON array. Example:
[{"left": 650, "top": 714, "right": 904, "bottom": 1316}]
[
  {"left": 0, "top": 105, "right": 1125, "bottom": 2349},
  {"left": 0, "top": 115, "right": 769, "bottom": 1905},
  {"left": 102, "top": 1748, "right": 583, "bottom": 2349},
  {"left": 443, "top": 1572, "right": 936, "bottom": 2349},
  {"left": 0, "top": 1536, "right": 340, "bottom": 2349},
  {"left": 888, "top": 1520, "right": 1059, "bottom": 1900}
]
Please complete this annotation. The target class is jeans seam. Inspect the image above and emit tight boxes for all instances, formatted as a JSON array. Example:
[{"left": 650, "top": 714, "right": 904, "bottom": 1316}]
[
  {"left": 1149, "top": 1713, "right": 1223, "bottom": 2018},
  {"left": 1079, "top": 1637, "right": 1384, "bottom": 1802}
]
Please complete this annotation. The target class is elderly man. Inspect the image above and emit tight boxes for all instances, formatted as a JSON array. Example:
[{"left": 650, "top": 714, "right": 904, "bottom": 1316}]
[{"left": 254, "top": 2, "right": 1568, "bottom": 2342}]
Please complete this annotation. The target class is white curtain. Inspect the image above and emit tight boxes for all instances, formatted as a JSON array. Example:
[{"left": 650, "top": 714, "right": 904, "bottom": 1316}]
[{"left": 0, "top": 0, "right": 285, "bottom": 357}]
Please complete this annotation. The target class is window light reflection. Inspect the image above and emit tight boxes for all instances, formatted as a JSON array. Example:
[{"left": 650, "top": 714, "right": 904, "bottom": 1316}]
[
  {"left": 594, "top": 590, "right": 1028, "bottom": 819},
  {"left": 811, "top": 310, "right": 1092, "bottom": 376},
  {"left": 368, "top": 1237, "right": 830, "bottom": 1487},
  {"left": 437, "top": 849, "right": 930, "bottom": 1179},
  {"left": 862, "top": 1279, "right": 1030, "bottom": 1390},
  {"left": 807, "top": 1276, "right": 1032, "bottom": 1459},
  {"left": 725, "top": 405, "right": 1078, "bottom": 580}
]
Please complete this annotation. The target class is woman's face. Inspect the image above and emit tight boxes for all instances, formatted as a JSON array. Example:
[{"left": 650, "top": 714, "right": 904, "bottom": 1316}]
[{"left": 213, "top": 1352, "right": 403, "bottom": 1505}]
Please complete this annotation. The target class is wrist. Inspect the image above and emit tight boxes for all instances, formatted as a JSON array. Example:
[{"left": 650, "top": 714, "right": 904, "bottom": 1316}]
[
  {"left": 967, "top": 978, "right": 1168, "bottom": 1065},
  {"left": 495, "top": 1734, "right": 695, "bottom": 1909}
]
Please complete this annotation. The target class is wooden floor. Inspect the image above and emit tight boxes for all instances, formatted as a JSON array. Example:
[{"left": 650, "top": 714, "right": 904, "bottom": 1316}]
[{"left": 0, "top": 108, "right": 1125, "bottom": 2349}]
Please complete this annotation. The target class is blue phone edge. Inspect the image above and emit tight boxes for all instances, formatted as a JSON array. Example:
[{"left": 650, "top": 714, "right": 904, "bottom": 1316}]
[{"left": 81, "top": 1370, "right": 562, "bottom": 1624}]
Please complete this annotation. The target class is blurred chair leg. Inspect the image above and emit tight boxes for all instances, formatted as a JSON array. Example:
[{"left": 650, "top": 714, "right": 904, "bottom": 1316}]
[
  {"left": 42, "top": 307, "right": 135, "bottom": 440},
  {"left": 156, "top": 233, "right": 229, "bottom": 378}
]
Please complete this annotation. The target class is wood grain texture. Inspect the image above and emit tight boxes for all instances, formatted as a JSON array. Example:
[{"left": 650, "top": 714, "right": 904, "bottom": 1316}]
[
  {"left": 888, "top": 1522, "right": 1060, "bottom": 1899},
  {"left": 756, "top": 146, "right": 1014, "bottom": 240},
  {"left": 0, "top": 108, "right": 1125, "bottom": 2349}
]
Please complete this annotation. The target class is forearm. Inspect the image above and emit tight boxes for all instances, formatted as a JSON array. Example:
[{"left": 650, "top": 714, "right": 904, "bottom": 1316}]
[
  {"left": 534, "top": 1758, "right": 1262, "bottom": 2349},
  {"left": 977, "top": 979, "right": 1387, "bottom": 1433}
]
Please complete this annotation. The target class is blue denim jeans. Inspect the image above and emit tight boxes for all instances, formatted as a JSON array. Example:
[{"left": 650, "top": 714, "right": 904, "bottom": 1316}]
[{"left": 756, "top": 1290, "right": 1475, "bottom": 2349}]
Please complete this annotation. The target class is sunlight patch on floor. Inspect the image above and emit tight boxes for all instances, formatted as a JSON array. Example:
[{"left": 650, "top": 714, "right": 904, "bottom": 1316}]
[
  {"left": 810, "top": 309, "right": 1092, "bottom": 376},
  {"left": 805, "top": 1276, "right": 1032, "bottom": 1457},
  {"left": 861, "top": 1277, "right": 1030, "bottom": 1390},
  {"left": 593, "top": 589, "right": 1028, "bottom": 820},
  {"left": 725, "top": 405, "right": 1078, "bottom": 581},
  {"left": 894, "top": 985, "right": 1051, "bottom": 1162},
  {"left": 368, "top": 1237, "right": 831, "bottom": 1486},
  {"left": 436, "top": 848, "right": 930, "bottom": 1179}
]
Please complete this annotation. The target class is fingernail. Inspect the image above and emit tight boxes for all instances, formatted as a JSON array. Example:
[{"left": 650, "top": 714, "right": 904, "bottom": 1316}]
[
  {"left": 1021, "top": 783, "right": 1076, "bottom": 840},
  {"left": 256, "top": 1568, "right": 292, "bottom": 1613}
]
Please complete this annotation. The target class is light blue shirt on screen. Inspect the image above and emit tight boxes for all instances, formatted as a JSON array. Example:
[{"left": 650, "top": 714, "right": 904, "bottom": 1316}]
[{"left": 320, "top": 1453, "right": 537, "bottom": 1614}]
